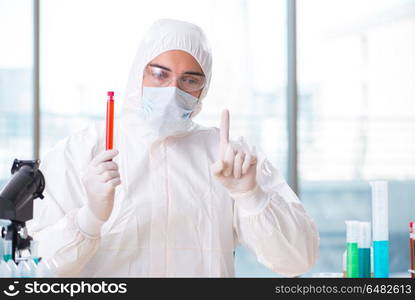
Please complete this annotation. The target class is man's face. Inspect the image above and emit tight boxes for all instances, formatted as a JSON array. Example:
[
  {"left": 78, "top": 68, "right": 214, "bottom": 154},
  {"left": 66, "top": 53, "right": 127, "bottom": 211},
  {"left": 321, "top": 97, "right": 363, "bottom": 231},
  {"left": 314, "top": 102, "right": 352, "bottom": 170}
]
[{"left": 142, "top": 50, "right": 205, "bottom": 98}]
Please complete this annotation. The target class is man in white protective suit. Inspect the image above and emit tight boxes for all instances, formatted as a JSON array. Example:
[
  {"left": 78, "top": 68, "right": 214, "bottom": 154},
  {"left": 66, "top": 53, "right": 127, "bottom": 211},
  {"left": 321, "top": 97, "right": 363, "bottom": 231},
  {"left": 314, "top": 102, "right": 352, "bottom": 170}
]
[{"left": 27, "top": 19, "right": 319, "bottom": 277}]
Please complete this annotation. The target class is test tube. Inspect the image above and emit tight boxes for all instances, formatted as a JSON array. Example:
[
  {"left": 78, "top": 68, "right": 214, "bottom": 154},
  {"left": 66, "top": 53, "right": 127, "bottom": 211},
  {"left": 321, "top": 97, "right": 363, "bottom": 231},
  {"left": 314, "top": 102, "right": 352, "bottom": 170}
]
[
  {"left": 0, "top": 220, "right": 10, "bottom": 261},
  {"left": 345, "top": 220, "right": 360, "bottom": 278},
  {"left": 413, "top": 223, "right": 415, "bottom": 277},
  {"left": 106, "top": 91, "right": 115, "bottom": 150},
  {"left": 358, "top": 222, "right": 371, "bottom": 278},
  {"left": 3, "top": 240, "right": 12, "bottom": 262},
  {"left": 411, "top": 222, "right": 415, "bottom": 278},
  {"left": 370, "top": 181, "right": 389, "bottom": 278}
]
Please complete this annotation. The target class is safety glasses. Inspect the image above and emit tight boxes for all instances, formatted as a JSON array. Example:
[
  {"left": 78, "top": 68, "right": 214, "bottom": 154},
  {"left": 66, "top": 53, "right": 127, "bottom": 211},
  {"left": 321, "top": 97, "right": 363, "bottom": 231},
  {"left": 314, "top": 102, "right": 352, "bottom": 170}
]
[{"left": 144, "top": 64, "right": 206, "bottom": 93}]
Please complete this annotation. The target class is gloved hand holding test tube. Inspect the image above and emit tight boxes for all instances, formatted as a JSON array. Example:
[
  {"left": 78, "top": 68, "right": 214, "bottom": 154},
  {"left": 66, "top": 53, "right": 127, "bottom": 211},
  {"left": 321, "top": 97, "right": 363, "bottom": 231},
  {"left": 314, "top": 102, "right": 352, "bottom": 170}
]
[{"left": 80, "top": 92, "right": 121, "bottom": 223}]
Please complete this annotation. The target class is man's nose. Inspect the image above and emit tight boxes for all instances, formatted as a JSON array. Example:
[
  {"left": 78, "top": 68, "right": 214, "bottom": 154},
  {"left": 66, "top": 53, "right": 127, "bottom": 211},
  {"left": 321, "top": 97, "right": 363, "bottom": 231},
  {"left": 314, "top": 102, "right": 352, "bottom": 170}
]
[{"left": 168, "top": 77, "right": 180, "bottom": 88}]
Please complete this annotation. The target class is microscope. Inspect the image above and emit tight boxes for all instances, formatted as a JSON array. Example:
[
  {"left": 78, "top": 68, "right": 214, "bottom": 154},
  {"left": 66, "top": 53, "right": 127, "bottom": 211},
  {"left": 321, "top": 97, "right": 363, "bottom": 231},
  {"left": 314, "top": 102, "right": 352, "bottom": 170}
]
[{"left": 0, "top": 159, "right": 45, "bottom": 263}]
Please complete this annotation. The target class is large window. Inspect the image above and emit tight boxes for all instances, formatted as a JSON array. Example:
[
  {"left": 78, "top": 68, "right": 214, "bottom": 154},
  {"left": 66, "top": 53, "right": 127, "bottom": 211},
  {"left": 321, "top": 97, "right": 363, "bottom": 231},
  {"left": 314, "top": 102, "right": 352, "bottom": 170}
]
[
  {"left": 298, "top": 0, "right": 415, "bottom": 275},
  {"left": 0, "top": 0, "right": 34, "bottom": 185}
]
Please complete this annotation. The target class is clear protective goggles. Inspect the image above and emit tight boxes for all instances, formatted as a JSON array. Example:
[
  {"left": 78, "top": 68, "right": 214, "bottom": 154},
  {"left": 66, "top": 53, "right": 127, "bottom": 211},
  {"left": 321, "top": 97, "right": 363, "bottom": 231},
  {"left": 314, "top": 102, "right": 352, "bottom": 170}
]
[{"left": 144, "top": 64, "right": 206, "bottom": 93}]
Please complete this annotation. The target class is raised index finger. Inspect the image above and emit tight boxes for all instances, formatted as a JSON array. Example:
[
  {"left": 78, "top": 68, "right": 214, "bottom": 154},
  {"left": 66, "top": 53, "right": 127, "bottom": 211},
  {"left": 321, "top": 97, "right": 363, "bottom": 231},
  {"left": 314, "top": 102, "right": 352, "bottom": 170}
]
[{"left": 220, "top": 109, "right": 230, "bottom": 146}]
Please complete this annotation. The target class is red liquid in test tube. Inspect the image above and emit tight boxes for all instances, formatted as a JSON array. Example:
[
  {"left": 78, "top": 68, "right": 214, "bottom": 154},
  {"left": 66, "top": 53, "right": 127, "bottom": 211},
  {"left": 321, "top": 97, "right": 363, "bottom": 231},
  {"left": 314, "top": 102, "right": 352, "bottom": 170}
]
[{"left": 106, "top": 91, "right": 115, "bottom": 150}]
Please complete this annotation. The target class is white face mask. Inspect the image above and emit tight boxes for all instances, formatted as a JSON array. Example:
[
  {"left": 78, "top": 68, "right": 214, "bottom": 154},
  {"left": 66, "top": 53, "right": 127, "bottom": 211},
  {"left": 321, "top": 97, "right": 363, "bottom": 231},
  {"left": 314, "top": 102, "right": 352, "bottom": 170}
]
[{"left": 139, "top": 87, "right": 200, "bottom": 138}]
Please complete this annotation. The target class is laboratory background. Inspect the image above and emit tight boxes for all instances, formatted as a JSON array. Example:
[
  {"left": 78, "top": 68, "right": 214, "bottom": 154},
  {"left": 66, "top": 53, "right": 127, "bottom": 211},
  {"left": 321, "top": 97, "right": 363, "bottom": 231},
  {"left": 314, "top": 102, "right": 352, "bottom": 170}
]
[{"left": 1, "top": 0, "right": 415, "bottom": 277}]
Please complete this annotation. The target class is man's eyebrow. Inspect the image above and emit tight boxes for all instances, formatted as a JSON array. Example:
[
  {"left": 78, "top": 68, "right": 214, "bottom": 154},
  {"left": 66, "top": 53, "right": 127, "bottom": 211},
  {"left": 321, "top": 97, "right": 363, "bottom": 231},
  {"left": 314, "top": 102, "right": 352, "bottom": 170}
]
[
  {"left": 149, "top": 63, "right": 171, "bottom": 71},
  {"left": 183, "top": 70, "right": 205, "bottom": 77},
  {"left": 149, "top": 63, "right": 205, "bottom": 77}
]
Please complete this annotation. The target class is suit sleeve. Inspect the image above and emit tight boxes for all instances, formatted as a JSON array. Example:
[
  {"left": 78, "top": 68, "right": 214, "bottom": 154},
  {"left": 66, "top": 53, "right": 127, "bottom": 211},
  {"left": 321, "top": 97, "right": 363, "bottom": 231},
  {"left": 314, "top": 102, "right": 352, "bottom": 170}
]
[{"left": 232, "top": 151, "right": 320, "bottom": 277}]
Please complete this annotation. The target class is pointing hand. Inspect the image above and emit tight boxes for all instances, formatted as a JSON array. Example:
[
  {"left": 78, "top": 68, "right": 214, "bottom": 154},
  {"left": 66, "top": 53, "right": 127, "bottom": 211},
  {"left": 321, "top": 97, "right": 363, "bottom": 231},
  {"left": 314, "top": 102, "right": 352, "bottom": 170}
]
[{"left": 211, "top": 110, "right": 257, "bottom": 194}]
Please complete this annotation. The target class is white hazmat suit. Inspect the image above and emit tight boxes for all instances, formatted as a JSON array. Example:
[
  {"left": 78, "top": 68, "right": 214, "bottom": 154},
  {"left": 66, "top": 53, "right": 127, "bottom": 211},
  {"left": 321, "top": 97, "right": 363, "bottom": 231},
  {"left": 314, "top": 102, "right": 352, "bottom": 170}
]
[{"left": 27, "top": 19, "right": 319, "bottom": 277}]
